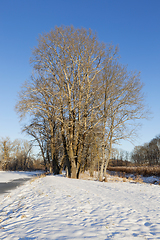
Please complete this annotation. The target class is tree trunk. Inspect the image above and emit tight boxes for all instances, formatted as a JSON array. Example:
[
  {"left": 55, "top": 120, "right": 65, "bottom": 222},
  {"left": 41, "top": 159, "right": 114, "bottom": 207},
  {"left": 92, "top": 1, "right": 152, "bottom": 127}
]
[
  {"left": 61, "top": 123, "right": 71, "bottom": 178},
  {"left": 68, "top": 145, "right": 77, "bottom": 178},
  {"left": 104, "top": 116, "right": 113, "bottom": 179},
  {"left": 99, "top": 143, "right": 105, "bottom": 181}
]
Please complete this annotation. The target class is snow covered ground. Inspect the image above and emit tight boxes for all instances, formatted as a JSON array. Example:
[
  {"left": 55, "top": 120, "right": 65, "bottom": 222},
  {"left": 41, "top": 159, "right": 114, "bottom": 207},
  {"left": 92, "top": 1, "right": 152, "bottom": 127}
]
[
  {"left": 0, "top": 172, "right": 160, "bottom": 239},
  {"left": 0, "top": 171, "right": 42, "bottom": 183}
]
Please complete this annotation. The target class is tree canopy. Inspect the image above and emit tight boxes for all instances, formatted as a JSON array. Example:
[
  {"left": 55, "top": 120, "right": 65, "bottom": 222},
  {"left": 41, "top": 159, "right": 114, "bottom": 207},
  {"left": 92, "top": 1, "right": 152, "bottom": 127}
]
[{"left": 15, "top": 26, "right": 147, "bottom": 179}]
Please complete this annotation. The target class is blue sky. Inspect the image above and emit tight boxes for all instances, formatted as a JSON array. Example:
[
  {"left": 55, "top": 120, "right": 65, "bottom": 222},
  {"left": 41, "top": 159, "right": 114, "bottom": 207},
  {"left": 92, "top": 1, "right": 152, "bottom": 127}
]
[{"left": 0, "top": 0, "right": 160, "bottom": 153}]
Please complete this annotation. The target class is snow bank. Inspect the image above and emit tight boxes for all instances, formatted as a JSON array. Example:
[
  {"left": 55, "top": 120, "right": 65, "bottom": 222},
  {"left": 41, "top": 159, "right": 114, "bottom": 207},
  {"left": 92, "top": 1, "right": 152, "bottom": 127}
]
[{"left": 0, "top": 175, "right": 160, "bottom": 239}]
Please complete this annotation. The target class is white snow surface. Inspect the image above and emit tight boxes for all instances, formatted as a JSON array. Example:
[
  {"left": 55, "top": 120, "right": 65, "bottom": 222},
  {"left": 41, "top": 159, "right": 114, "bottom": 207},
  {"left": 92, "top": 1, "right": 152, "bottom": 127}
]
[
  {"left": 0, "top": 173, "right": 160, "bottom": 239},
  {"left": 0, "top": 171, "right": 42, "bottom": 183}
]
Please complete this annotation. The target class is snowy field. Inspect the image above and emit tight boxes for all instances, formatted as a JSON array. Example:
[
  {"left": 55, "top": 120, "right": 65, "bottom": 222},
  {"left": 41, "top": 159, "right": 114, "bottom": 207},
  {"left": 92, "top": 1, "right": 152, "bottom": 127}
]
[{"left": 0, "top": 173, "right": 160, "bottom": 239}]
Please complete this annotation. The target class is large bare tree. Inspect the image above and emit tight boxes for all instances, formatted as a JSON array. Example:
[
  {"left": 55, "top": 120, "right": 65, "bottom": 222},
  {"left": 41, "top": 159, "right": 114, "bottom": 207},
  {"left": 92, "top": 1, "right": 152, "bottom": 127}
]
[{"left": 15, "top": 26, "right": 147, "bottom": 178}]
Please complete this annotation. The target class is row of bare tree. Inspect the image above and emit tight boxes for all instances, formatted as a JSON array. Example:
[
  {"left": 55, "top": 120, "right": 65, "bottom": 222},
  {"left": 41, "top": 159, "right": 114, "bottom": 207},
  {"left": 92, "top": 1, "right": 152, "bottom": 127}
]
[
  {"left": 15, "top": 26, "right": 147, "bottom": 179},
  {"left": 0, "top": 137, "right": 33, "bottom": 170},
  {"left": 131, "top": 135, "right": 160, "bottom": 166}
]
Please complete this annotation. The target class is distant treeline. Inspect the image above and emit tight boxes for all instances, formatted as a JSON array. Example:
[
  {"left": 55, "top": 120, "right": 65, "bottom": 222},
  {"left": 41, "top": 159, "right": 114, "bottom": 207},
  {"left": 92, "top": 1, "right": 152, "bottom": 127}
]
[
  {"left": 131, "top": 135, "right": 160, "bottom": 166},
  {"left": 0, "top": 137, "right": 44, "bottom": 171}
]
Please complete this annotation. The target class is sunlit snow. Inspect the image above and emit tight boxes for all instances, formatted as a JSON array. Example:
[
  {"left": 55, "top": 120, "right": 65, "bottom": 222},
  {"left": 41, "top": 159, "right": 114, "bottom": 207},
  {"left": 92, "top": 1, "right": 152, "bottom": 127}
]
[{"left": 0, "top": 172, "right": 160, "bottom": 239}]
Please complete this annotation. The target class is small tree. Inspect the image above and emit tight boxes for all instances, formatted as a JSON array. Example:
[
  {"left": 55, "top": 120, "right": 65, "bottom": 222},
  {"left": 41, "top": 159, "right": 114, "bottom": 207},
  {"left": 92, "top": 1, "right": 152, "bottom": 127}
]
[{"left": 0, "top": 137, "right": 13, "bottom": 170}]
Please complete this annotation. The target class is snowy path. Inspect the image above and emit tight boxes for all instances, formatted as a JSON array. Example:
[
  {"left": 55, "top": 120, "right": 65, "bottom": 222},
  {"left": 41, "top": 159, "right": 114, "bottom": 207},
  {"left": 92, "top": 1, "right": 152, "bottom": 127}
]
[{"left": 0, "top": 175, "right": 160, "bottom": 239}]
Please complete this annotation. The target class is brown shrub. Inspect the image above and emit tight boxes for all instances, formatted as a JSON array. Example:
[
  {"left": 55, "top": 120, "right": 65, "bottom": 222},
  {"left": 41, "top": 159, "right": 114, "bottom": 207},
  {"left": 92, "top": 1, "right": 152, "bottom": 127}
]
[{"left": 135, "top": 175, "right": 143, "bottom": 183}]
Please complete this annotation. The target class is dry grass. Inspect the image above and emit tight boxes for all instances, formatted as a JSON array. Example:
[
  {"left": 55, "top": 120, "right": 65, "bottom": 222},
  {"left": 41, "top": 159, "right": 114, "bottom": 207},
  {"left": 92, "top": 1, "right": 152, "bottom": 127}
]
[
  {"left": 135, "top": 175, "right": 143, "bottom": 183},
  {"left": 110, "top": 176, "right": 121, "bottom": 182},
  {"left": 122, "top": 177, "right": 127, "bottom": 182},
  {"left": 108, "top": 166, "right": 160, "bottom": 177},
  {"left": 128, "top": 176, "right": 134, "bottom": 181},
  {"left": 30, "top": 173, "right": 46, "bottom": 183},
  {"left": 79, "top": 172, "right": 93, "bottom": 180},
  {"left": 104, "top": 176, "right": 108, "bottom": 182},
  {"left": 79, "top": 171, "right": 146, "bottom": 184}
]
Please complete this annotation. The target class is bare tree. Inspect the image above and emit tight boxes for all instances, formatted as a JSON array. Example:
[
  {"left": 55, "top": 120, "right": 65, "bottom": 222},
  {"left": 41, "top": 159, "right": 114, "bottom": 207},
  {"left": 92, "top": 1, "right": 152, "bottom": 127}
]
[
  {"left": 0, "top": 137, "right": 33, "bottom": 171},
  {"left": 132, "top": 135, "right": 160, "bottom": 166},
  {"left": 0, "top": 137, "right": 13, "bottom": 170},
  {"left": 15, "top": 25, "right": 147, "bottom": 179},
  {"left": 23, "top": 119, "right": 48, "bottom": 172},
  {"left": 16, "top": 26, "right": 116, "bottom": 178},
  {"left": 99, "top": 63, "right": 148, "bottom": 181},
  {"left": 13, "top": 139, "right": 33, "bottom": 170}
]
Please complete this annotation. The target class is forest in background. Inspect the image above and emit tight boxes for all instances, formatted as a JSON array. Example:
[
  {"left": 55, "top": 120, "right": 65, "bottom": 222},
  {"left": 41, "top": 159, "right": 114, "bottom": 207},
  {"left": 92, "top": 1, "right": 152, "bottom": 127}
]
[{"left": 1, "top": 134, "right": 160, "bottom": 178}]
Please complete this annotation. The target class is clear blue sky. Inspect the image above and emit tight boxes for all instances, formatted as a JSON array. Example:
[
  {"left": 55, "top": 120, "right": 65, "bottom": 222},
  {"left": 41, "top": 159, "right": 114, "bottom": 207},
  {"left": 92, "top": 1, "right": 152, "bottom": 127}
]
[{"left": 0, "top": 0, "right": 160, "bottom": 153}]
